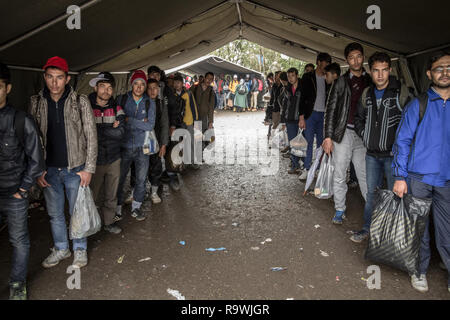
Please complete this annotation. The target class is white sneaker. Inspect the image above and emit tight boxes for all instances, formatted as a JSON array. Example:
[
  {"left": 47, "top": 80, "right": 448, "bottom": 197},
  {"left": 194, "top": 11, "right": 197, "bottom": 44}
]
[
  {"left": 299, "top": 170, "right": 308, "bottom": 181},
  {"left": 151, "top": 186, "right": 162, "bottom": 204},
  {"left": 411, "top": 274, "right": 429, "bottom": 293},
  {"left": 72, "top": 250, "right": 88, "bottom": 268}
]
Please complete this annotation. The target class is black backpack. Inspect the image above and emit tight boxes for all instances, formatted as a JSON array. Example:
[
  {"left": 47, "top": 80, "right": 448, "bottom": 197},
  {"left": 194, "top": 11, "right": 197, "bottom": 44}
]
[{"left": 417, "top": 92, "right": 428, "bottom": 125}]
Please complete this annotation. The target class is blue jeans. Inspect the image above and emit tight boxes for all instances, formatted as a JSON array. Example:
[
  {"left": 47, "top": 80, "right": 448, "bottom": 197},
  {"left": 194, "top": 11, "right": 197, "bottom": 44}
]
[
  {"left": 304, "top": 111, "right": 324, "bottom": 170},
  {"left": 362, "top": 155, "right": 394, "bottom": 231},
  {"left": 286, "top": 122, "right": 301, "bottom": 169},
  {"left": 44, "top": 165, "right": 86, "bottom": 251},
  {"left": 408, "top": 178, "right": 450, "bottom": 284},
  {"left": 117, "top": 147, "right": 150, "bottom": 205},
  {"left": 0, "top": 196, "right": 30, "bottom": 284}
]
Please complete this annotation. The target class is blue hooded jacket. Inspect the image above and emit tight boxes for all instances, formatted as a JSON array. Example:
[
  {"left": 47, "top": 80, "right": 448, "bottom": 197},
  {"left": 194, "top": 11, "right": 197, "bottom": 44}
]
[
  {"left": 121, "top": 91, "right": 156, "bottom": 150},
  {"left": 392, "top": 87, "right": 450, "bottom": 186}
]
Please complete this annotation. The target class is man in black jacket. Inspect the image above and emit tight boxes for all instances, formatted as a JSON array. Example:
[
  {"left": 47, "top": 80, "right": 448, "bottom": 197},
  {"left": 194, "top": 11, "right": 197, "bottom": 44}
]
[
  {"left": 280, "top": 67, "right": 304, "bottom": 174},
  {"left": 89, "top": 72, "right": 125, "bottom": 234},
  {"left": 299, "top": 53, "right": 331, "bottom": 181},
  {"left": 351, "top": 52, "right": 413, "bottom": 242},
  {"left": 146, "top": 78, "right": 169, "bottom": 204},
  {"left": 0, "top": 63, "right": 44, "bottom": 299},
  {"left": 323, "top": 43, "right": 372, "bottom": 225}
]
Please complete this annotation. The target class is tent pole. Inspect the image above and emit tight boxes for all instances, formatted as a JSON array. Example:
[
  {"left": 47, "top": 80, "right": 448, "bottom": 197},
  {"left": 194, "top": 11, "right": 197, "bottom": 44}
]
[
  {"left": 233, "top": 0, "right": 244, "bottom": 38},
  {"left": 406, "top": 43, "right": 450, "bottom": 58},
  {"left": 0, "top": 0, "right": 102, "bottom": 52},
  {"left": 8, "top": 65, "right": 79, "bottom": 75}
]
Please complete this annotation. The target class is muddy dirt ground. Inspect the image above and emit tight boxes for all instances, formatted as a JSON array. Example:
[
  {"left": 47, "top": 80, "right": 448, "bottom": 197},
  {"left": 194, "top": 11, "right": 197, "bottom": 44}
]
[{"left": 0, "top": 110, "right": 448, "bottom": 300}]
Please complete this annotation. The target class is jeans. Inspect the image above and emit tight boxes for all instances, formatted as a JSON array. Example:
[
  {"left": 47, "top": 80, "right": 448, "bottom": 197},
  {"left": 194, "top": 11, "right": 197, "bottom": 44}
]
[
  {"left": 117, "top": 147, "right": 150, "bottom": 205},
  {"left": 362, "top": 155, "right": 394, "bottom": 231},
  {"left": 217, "top": 93, "right": 225, "bottom": 110},
  {"left": 408, "top": 178, "right": 450, "bottom": 284},
  {"left": 44, "top": 165, "right": 86, "bottom": 251},
  {"left": 304, "top": 111, "right": 324, "bottom": 170},
  {"left": 0, "top": 196, "right": 29, "bottom": 284},
  {"left": 286, "top": 122, "right": 301, "bottom": 169},
  {"left": 332, "top": 129, "right": 367, "bottom": 212}
]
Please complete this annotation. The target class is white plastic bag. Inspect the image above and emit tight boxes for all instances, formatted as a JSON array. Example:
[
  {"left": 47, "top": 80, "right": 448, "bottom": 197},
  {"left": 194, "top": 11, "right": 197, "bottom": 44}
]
[
  {"left": 70, "top": 186, "right": 102, "bottom": 239},
  {"left": 271, "top": 128, "right": 288, "bottom": 149},
  {"left": 314, "top": 153, "right": 334, "bottom": 199},
  {"left": 290, "top": 129, "right": 308, "bottom": 150},
  {"left": 304, "top": 147, "right": 324, "bottom": 195},
  {"left": 143, "top": 129, "right": 160, "bottom": 155}
]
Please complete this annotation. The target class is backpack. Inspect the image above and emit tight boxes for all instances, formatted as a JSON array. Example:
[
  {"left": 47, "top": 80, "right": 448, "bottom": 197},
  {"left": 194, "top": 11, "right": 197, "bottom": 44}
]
[{"left": 238, "top": 85, "right": 246, "bottom": 95}]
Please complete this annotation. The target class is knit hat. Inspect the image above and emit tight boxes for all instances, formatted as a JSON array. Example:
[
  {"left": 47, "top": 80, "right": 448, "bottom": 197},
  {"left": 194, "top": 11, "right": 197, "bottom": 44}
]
[{"left": 130, "top": 70, "right": 147, "bottom": 85}]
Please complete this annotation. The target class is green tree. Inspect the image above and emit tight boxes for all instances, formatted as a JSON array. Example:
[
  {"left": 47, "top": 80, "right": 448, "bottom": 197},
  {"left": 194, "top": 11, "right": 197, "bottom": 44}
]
[{"left": 212, "top": 40, "right": 309, "bottom": 76}]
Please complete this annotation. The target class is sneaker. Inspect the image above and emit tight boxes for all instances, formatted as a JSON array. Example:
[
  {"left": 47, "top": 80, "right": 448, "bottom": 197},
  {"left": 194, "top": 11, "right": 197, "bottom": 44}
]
[
  {"left": 411, "top": 274, "right": 428, "bottom": 293},
  {"left": 113, "top": 213, "right": 123, "bottom": 222},
  {"left": 133, "top": 208, "right": 146, "bottom": 221},
  {"left": 288, "top": 167, "right": 301, "bottom": 175},
  {"left": 42, "top": 248, "right": 71, "bottom": 268},
  {"left": 350, "top": 230, "right": 369, "bottom": 243},
  {"left": 72, "top": 249, "right": 88, "bottom": 268},
  {"left": 104, "top": 222, "right": 122, "bottom": 234},
  {"left": 131, "top": 209, "right": 138, "bottom": 218},
  {"left": 299, "top": 170, "right": 308, "bottom": 181},
  {"left": 170, "top": 179, "right": 181, "bottom": 191},
  {"left": 9, "top": 282, "right": 27, "bottom": 300},
  {"left": 332, "top": 211, "right": 345, "bottom": 225},
  {"left": 151, "top": 190, "right": 162, "bottom": 204}
]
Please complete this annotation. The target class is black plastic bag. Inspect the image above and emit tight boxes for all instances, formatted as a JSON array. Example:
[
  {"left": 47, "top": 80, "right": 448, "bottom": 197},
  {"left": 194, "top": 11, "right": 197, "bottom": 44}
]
[{"left": 365, "top": 189, "right": 432, "bottom": 276}]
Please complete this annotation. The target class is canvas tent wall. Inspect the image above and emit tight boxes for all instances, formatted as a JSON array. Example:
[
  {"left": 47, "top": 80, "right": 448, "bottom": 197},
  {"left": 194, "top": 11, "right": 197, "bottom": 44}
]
[{"left": 1, "top": 0, "right": 448, "bottom": 110}]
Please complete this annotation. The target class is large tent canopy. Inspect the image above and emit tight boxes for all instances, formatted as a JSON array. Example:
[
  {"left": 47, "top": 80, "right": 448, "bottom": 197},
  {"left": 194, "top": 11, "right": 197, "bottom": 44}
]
[
  {"left": 165, "top": 55, "right": 263, "bottom": 78},
  {"left": 2, "top": 0, "right": 449, "bottom": 108}
]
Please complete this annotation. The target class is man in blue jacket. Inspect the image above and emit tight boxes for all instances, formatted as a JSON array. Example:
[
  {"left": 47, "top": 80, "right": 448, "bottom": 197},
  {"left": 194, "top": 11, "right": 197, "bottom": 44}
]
[
  {"left": 116, "top": 70, "right": 156, "bottom": 222},
  {"left": 392, "top": 51, "right": 450, "bottom": 293}
]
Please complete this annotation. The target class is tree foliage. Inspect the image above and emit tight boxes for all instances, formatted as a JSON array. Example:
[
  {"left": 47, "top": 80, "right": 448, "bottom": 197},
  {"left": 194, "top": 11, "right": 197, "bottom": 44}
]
[{"left": 212, "top": 40, "right": 309, "bottom": 76}]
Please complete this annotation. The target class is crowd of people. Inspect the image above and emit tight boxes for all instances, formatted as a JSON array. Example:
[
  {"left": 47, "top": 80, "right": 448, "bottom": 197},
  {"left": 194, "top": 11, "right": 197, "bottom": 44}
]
[
  {"left": 263, "top": 43, "right": 449, "bottom": 294},
  {"left": 0, "top": 42, "right": 448, "bottom": 300},
  {"left": 0, "top": 59, "right": 218, "bottom": 299}
]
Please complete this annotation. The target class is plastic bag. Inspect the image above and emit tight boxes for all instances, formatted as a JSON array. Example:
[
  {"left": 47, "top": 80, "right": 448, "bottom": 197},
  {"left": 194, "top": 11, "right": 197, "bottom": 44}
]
[
  {"left": 143, "top": 130, "right": 160, "bottom": 155},
  {"left": 314, "top": 153, "right": 334, "bottom": 199},
  {"left": 304, "top": 147, "right": 324, "bottom": 195},
  {"left": 290, "top": 129, "right": 308, "bottom": 150},
  {"left": 70, "top": 186, "right": 102, "bottom": 239},
  {"left": 365, "top": 189, "right": 431, "bottom": 276},
  {"left": 271, "top": 128, "right": 288, "bottom": 149}
]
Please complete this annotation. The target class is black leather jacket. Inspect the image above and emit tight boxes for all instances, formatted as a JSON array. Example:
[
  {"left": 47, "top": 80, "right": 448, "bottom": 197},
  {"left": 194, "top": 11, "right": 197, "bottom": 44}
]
[
  {"left": 280, "top": 79, "right": 302, "bottom": 123},
  {"left": 0, "top": 104, "right": 44, "bottom": 198},
  {"left": 324, "top": 71, "right": 371, "bottom": 143},
  {"left": 300, "top": 71, "right": 331, "bottom": 120}
]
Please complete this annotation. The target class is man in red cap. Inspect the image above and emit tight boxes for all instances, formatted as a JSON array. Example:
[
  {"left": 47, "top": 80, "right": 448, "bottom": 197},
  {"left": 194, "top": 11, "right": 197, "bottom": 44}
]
[
  {"left": 115, "top": 70, "right": 155, "bottom": 222},
  {"left": 29, "top": 56, "right": 98, "bottom": 269}
]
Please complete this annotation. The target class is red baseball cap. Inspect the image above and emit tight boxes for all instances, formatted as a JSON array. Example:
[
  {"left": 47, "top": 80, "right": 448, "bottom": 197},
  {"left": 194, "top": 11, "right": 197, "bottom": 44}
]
[{"left": 43, "top": 56, "right": 69, "bottom": 73}]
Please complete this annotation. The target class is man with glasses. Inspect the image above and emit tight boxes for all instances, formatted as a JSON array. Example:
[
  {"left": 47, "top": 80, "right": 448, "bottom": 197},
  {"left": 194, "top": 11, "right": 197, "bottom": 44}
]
[{"left": 392, "top": 51, "right": 450, "bottom": 293}]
